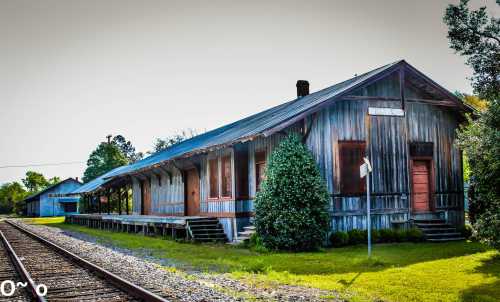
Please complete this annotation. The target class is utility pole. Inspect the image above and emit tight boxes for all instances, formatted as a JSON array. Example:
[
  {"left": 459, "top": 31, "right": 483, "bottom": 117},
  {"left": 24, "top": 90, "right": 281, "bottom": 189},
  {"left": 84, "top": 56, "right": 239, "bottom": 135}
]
[{"left": 360, "top": 157, "right": 373, "bottom": 257}]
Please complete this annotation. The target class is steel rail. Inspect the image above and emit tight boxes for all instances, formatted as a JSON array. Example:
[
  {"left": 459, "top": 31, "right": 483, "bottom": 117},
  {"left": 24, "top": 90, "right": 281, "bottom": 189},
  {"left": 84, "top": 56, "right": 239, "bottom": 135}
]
[
  {"left": 0, "top": 230, "right": 47, "bottom": 302},
  {"left": 5, "top": 220, "right": 169, "bottom": 302}
]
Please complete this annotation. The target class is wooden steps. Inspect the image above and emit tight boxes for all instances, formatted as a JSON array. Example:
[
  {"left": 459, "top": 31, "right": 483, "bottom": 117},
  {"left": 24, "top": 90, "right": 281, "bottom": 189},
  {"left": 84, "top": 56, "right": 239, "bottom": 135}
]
[
  {"left": 235, "top": 225, "right": 255, "bottom": 244},
  {"left": 413, "top": 218, "right": 464, "bottom": 242},
  {"left": 186, "top": 218, "right": 227, "bottom": 243}
]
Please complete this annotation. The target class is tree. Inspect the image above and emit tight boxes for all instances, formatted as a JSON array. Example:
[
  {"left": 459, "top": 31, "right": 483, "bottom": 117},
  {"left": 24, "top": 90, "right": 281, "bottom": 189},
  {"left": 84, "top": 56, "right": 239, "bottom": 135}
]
[
  {"left": 112, "top": 135, "right": 143, "bottom": 163},
  {"left": 151, "top": 129, "right": 199, "bottom": 153},
  {"left": 83, "top": 142, "right": 128, "bottom": 183},
  {"left": 445, "top": 0, "right": 500, "bottom": 248},
  {"left": 48, "top": 176, "right": 61, "bottom": 185},
  {"left": 456, "top": 92, "right": 489, "bottom": 111},
  {"left": 22, "top": 171, "right": 50, "bottom": 193},
  {"left": 254, "top": 134, "right": 330, "bottom": 251},
  {"left": 0, "top": 182, "right": 28, "bottom": 214},
  {"left": 444, "top": 0, "right": 499, "bottom": 101}
]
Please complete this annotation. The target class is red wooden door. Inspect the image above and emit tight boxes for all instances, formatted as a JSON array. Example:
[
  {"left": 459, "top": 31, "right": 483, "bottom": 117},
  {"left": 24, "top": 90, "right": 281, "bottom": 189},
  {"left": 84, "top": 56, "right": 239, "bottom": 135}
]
[
  {"left": 186, "top": 169, "right": 200, "bottom": 216},
  {"left": 412, "top": 160, "right": 431, "bottom": 212},
  {"left": 141, "top": 179, "right": 151, "bottom": 215}
]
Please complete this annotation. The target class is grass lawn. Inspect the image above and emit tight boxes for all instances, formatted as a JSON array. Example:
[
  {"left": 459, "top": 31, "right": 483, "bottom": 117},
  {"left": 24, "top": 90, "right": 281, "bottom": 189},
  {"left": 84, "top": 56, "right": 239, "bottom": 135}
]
[{"left": 25, "top": 217, "right": 500, "bottom": 302}]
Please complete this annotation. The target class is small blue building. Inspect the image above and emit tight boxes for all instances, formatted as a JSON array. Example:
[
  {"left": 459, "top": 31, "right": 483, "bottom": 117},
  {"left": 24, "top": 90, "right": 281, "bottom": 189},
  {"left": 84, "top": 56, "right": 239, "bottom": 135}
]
[{"left": 25, "top": 178, "right": 82, "bottom": 217}]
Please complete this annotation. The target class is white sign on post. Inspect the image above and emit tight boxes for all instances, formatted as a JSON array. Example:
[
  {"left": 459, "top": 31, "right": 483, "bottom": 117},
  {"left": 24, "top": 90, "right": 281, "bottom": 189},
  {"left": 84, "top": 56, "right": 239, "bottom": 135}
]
[{"left": 360, "top": 157, "right": 372, "bottom": 257}]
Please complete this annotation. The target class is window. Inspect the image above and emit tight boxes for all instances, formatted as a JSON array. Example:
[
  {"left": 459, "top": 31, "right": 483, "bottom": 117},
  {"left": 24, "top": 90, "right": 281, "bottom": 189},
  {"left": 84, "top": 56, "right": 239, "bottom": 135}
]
[
  {"left": 255, "top": 151, "right": 266, "bottom": 192},
  {"left": 209, "top": 158, "right": 219, "bottom": 198},
  {"left": 339, "top": 141, "right": 366, "bottom": 195},
  {"left": 221, "top": 155, "right": 232, "bottom": 197},
  {"left": 63, "top": 202, "right": 77, "bottom": 213}
]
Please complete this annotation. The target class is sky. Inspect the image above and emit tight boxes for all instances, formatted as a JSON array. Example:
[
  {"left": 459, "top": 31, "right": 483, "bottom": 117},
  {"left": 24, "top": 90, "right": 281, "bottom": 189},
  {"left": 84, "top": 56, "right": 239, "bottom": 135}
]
[{"left": 0, "top": 0, "right": 498, "bottom": 184}]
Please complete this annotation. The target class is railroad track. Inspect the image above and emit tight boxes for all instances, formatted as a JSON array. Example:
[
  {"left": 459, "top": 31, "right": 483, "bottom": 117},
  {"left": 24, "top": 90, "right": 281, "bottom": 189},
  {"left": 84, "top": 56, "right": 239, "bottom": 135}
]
[
  {"left": 0, "top": 221, "right": 169, "bottom": 302},
  {"left": 0, "top": 233, "right": 30, "bottom": 302}
]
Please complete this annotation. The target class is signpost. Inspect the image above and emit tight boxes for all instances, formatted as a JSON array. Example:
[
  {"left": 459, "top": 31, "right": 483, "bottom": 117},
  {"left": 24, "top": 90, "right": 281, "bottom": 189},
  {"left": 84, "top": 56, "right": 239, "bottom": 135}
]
[{"left": 360, "top": 157, "right": 373, "bottom": 257}]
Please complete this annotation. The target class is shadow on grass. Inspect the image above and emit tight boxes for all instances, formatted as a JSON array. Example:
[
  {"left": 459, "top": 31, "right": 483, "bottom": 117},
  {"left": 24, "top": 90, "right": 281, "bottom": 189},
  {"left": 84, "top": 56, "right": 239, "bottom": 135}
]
[
  {"left": 460, "top": 254, "right": 500, "bottom": 302},
  {"left": 44, "top": 222, "right": 492, "bottom": 275}
]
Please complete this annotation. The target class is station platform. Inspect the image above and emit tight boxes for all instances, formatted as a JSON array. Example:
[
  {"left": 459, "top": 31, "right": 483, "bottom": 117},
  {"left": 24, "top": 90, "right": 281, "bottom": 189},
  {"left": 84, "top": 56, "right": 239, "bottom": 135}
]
[{"left": 65, "top": 214, "right": 227, "bottom": 242}]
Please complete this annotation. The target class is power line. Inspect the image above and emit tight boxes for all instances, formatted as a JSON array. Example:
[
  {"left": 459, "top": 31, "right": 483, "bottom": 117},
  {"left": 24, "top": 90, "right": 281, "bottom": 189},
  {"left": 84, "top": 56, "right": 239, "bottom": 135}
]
[{"left": 0, "top": 161, "right": 85, "bottom": 169}]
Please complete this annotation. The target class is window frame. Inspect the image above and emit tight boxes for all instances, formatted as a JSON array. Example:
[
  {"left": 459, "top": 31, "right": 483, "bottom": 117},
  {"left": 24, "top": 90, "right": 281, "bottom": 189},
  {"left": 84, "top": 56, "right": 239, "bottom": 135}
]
[
  {"left": 208, "top": 157, "right": 219, "bottom": 199},
  {"left": 220, "top": 155, "right": 232, "bottom": 198},
  {"left": 338, "top": 140, "right": 367, "bottom": 195},
  {"left": 255, "top": 150, "right": 267, "bottom": 192}
]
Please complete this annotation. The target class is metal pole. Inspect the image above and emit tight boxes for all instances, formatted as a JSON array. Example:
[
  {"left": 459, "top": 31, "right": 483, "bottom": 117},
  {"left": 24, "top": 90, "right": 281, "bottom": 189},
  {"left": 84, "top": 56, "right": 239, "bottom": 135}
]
[{"left": 367, "top": 172, "right": 371, "bottom": 257}]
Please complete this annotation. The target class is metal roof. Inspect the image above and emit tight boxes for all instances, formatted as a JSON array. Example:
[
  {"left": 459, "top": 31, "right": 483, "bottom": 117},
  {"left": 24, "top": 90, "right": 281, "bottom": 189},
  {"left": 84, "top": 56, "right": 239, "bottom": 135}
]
[
  {"left": 73, "top": 60, "right": 466, "bottom": 194},
  {"left": 24, "top": 178, "right": 82, "bottom": 202},
  {"left": 72, "top": 165, "right": 130, "bottom": 194}
]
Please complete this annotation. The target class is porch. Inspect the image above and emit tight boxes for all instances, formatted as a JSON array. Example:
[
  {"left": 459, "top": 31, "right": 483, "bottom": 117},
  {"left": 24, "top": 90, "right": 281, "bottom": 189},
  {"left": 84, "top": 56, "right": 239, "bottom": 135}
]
[{"left": 66, "top": 214, "right": 227, "bottom": 242}]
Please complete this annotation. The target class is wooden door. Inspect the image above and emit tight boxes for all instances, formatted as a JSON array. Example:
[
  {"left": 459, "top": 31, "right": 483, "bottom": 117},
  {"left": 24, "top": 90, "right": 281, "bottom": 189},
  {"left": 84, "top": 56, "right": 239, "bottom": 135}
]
[
  {"left": 412, "top": 160, "right": 431, "bottom": 212},
  {"left": 186, "top": 168, "right": 200, "bottom": 216},
  {"left": 141, "top": 179, "right": 151, "bottom": 215}
]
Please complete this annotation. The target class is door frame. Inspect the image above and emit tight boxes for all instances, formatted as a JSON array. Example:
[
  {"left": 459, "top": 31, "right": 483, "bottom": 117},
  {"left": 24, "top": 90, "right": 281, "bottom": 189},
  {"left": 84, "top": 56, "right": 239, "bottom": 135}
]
[
  {"left": 409, "top": 156, "right": 435, "bottom": 213},
  {"left": 184, "top": 168, "right": 200, "bottom": 216}
]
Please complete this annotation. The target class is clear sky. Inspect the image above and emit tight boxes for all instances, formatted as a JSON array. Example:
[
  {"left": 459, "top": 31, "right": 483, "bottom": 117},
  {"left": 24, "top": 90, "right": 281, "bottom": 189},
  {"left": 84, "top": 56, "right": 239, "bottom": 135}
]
[{"left": 0, "top": 0, "right": 498, "bottom": 184}]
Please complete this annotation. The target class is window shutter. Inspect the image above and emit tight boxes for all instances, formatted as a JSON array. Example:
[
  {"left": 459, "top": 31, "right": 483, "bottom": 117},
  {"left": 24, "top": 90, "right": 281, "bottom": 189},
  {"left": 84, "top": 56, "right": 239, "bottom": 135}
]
[
  {"left": 209, "top": 158, "right": 218, "bottom": 198},
  {"left": 221, "top": 155, "right": 232, "bottom": 197},
  {"left": 339, "top": 141, "right": 366, "bottom": 195}
]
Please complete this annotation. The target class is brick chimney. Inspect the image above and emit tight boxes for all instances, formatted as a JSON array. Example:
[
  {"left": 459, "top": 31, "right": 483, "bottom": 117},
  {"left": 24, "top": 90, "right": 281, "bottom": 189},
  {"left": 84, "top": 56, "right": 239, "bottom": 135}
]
[{"left": 296, "top": 80, "right": 309, "bottom": 98}]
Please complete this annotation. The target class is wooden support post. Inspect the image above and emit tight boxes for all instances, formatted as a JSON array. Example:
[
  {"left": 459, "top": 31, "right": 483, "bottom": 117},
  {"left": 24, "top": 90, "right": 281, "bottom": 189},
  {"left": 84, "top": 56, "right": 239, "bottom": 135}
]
[
  {"left": 98, "top": 194, "right": 101, "bottom": 214},
  {"left": 125, "top": 187, "right": 130, "bottom": 215},
  {"left": 118, "top": 188, "right": 122, "bottom": 215},
  {"left": 107, "top": 191, "right": 111, "bottom": 215}
]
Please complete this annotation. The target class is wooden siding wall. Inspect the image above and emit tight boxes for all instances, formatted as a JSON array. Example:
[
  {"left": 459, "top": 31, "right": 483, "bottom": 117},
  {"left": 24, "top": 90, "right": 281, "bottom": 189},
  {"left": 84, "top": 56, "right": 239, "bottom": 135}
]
[
  {"left": 149, "top": 165, "right": 184, "bottom": 215},
  {"left": 126, "top": 72, "right": 463, "bottom": 235},
  {"left": 303, "top": 76, "right": 463, "bottom": 231},
  {"left": 406, "top": 102, "right": 464, "bottom": 225},
  {"left": 131, "top": 165, "right": 184, "bottom": 216},
  {"left": 132, "top": 178, "right": 141, "bottom": 214}
]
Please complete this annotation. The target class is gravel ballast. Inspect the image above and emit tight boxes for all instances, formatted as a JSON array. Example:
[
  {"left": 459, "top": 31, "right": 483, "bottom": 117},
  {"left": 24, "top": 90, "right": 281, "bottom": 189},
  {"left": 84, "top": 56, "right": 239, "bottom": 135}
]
[{"left": 10, "top": 220, "right": 341, "bottom": 302}]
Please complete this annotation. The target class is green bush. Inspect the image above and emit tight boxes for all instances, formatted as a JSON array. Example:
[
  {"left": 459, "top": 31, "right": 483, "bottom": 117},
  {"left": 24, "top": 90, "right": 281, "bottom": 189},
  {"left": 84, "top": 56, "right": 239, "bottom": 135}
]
[
  {"left": 348, "top": 229, "right": 367, "bottom": 245},
  {"left": 405, "top": 228, "right": 425, "bottom": 242},
  {"left": 254, "top": 134, "right": 330, "bottom": 251},
  {"left": 330, "top": 231, "right": 349, "bottom": 247},
  {"left": 474, "top": 210, "right": 500, "bottom": 249},
  {"left": 247, "top": 233, "right": 268, "bottom": 253},
  {"left": 371, "top": 229, "right": 380, "bottom": 243},
  {"left": 457, "top": 224, "right": 473, "bottom": 239},
  {"left": 379, "top": 229, "right": 396, "bottom": 243}
]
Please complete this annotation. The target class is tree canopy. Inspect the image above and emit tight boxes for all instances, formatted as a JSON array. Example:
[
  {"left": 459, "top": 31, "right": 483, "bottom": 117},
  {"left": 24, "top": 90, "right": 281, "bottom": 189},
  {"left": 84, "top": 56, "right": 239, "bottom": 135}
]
[
  {"left": 82, "top": 134, "right": 142, "bottom": 183},
  {"left": 151, "top": 129, "right": 199, "bottom": 153},
  {"left": 22, "top": 171, "right": 60, "bottom": 193},
  {"left": 83, "top": 141, "right": 128, "bottom": 183},
  {"left": 445, "top": 0, "right": 500, "bottom": 248},
  {"left": 112, "top": 135, "right": 143, "bottom": 163},
  {"left": 0, "top": 182, "right": 27, "bottom": 214}
]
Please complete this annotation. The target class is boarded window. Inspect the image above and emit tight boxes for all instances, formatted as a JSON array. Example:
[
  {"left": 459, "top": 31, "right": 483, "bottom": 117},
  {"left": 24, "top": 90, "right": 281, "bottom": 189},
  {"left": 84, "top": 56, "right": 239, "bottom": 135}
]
[
  {"left": 410, "top": 142, "right": 433, "bottom": 157},
  {"left": 209, "top": 158, "right": 219, "bottom": 198},
  {"left": 255, "top": 151, "right": 266, "bottom": 192},
  {"left": 221, "top": 155, "right": 232, "bottom": 197},
  {"left": 235, "top": 148, "right": 249, "bottom": 199},
  {"left": 339, "top": 141, "right": 366, "bottom": 195}
]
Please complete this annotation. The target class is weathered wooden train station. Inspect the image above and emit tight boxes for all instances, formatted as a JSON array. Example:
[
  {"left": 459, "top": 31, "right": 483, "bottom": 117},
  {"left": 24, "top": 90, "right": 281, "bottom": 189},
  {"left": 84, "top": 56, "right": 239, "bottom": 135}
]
[{"left": 67, "top": 60, "right": 472, "bottom": 242}]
